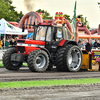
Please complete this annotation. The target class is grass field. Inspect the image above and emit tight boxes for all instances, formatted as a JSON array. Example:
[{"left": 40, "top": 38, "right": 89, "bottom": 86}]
[
  {"left": 0, "top": 60, "right": 28, "bottom": 67},
  {"left": 0, "top": 60, "right": 100, "bottom": 89},
  {"left": 0, "top": 60, "right": 3, "bottom": 67},
  {"left": 0, "top": 78, "right": 100, "bottom": 89}
]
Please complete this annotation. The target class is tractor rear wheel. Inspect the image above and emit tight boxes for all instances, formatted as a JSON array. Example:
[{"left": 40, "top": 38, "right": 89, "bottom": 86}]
[
  {"left": 2, "top": 48, "right": 22, "bottom": 70},
  {"left": 65, "top": 45, "right": 83, "bottom": 72},
  {"left": 56, "top": 47, "right": 67, "bottom": 71},
  {"left": 56, "top": 45, "right": 83, "bottom": 72},
  {"left": 27, "top": 50, "right": 49, "bottom": 72}
]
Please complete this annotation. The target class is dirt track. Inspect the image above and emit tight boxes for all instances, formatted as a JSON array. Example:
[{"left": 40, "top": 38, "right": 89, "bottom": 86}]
[
  {"left": 0, "top": 84, "right": 100, "bottom": 100},
  {"left": 0, "top": 67, "right": 100, "bottom": 82},
  {"left": 1, "top": 67, "right": 100, "bottom": 100}
]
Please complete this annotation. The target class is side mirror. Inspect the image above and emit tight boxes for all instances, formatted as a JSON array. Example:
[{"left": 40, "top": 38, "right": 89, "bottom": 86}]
[{"left": 22, "top": 25, "right": 25, "bottom": 32}]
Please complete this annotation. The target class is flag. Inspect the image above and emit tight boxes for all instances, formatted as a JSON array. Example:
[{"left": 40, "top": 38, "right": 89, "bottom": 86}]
[{"left": 72, "top": 1, "right": 77, "bottom": 40}]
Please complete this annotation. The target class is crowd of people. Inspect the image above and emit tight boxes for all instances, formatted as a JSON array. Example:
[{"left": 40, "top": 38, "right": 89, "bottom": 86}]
[
  {"left": 78, "top": 39, "right": 100, "bottom": 52},
  {"left": 0, "top": 35, "right": 19, "bottom": 50},
  {"left": 0, "top": 34, "right": 100, "bottom": 52}
]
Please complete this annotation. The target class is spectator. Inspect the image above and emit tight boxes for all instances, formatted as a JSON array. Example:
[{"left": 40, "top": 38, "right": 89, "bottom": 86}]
[
  {"left": 1, "top": 34, "right": 4, "bottom": 40},
  {"left": 84, "top": 39, "right": 88, "bottom": 45},
  {"left": 9, "top": 39, "right": 16, "bottom": 47},
  {"left": 85, "top": 40, "right": 93, "bottom": 52},
  {"left": 26, "top": 33, "right": 33, "bottom": 39},
  {"left": 9, "top": 36, "right": 12, "bottom": 44},
  {"left": 2, "top": 37, "right": 6, "bottom": 47},
  {"left": 92, "top": 39, "right": 95, "bottom": 46},
  {"left": 0, "top": 39, "right": 3, "bottom": 50},
  {"left": 78, "top": 40, "right": 82, "bottom": 48},
  {"left": 80, "top": 40, "right": 85, "bottom": 49},
  {"left": 98, "top": 40, "right": 100, "bottom": 48},
  {"left": 5, "top": 39, "right": 10, "bottom": 49},
  {"left": 94, "top": 39, "right": 99, "bottom": 47},
  {"left": 9, "top": 36, "right": 12, "bottom": 41},
  {"left": 78, "top": 39, "right": 81, "bottom": 45},
  {"left": 28, "top": 37, "right": 32, "bottom": 40},
  {"left": 14, "top": 37, "right": 19, "bottom": 45}
]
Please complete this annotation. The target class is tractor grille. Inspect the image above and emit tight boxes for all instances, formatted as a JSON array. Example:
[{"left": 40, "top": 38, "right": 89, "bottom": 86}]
[
  {"left": 18, "top": 46, "right": 25, "bottom": 53},
  {"left": 17, "top": 40, "right": 25, "bottom": 43}
]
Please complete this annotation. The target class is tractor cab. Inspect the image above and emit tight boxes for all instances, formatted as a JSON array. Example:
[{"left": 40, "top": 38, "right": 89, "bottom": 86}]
[{"left": 32, "top": 23, "right": 72, "bottom": 42}]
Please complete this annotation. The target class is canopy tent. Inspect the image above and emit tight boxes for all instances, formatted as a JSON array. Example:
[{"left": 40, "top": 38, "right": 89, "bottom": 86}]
[
  {"left": 0, "top": 18, "right": 28, "bottom": 35},
  {"left": 0, "top": 18, "right": 28, "bottom": 50}
]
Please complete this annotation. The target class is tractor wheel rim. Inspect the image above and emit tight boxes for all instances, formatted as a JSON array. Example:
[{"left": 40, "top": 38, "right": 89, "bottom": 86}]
[
  {"left": 35, "top": 54, "right": 46, "bottom": 68},
  {"left": 68, "top": 48, "right": 81, "bottom": 70}
]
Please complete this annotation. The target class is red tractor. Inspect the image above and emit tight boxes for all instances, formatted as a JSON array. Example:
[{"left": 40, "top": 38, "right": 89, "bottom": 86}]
[{"left": 2, "top": 12, "right": 83, "bottom": 72}]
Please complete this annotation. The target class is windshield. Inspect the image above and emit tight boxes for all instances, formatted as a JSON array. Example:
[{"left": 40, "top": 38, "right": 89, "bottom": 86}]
[
  {"left": 65, "top": 27, "right": 72, "bottom": 40},
  {"left": 36, "top": 26, "right": 52, "bottom": 41},
  {"left": 32, "top": 25, "right": 72, "bottom": 41},
  {"left": 55, "top": 26, "right": 72, "bottom": 40}
]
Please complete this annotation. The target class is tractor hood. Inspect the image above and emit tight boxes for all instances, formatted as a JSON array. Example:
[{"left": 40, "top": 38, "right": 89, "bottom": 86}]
[
  {"left": 16, "top": 39, "right": 45, "bottom": 55},
  {"left": 17, "top": 39, "right": 45, "bottom": 46}
]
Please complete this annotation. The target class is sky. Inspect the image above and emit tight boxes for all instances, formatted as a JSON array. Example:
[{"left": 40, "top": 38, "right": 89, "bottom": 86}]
[{"left": 12, "top": 0, "right": 100, "bottom": 28}]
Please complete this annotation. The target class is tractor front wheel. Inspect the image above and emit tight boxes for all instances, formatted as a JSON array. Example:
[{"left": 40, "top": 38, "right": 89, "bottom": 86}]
[
  {"left": 27, "top": 50, "right": 49, "bottom": 72},
  {"left": 2, "top": 48, "right": 22, "bottom": 70}
]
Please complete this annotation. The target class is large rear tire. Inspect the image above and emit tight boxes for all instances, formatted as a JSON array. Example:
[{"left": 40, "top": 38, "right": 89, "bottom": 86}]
[
  {"left": 56, "top": 47, "right": 67, "bottom": 71},
  {"left": 2, "top": 48, "right": 22, "bottom": 70},
  {"left": 56, "top": 45, "right": 83, "bottom": 72},
  {"left": 27, "top": 50, "right": 49, "bottom": 72}
]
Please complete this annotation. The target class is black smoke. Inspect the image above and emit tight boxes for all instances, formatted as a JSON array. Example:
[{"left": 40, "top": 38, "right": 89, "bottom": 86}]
[{"left": 24, "top": 0, "right": 35, "bottom": 11}]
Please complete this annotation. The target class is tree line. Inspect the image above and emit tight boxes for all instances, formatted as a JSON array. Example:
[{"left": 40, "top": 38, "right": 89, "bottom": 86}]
[{"left": 0, "top": 0, "right": 90, "bottom": 28}]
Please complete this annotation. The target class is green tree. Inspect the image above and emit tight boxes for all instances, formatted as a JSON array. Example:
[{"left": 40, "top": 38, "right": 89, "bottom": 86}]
[
  {"left": 0, "top": 0, "right": 24, "bottom": 22},
  {"left": 0, "top": 0, "right": 9, "bottom": 19},
  {"left": 77, "top": 15, "right": 90, "bottom": 29},
  {"left": 36, "top": 9, "right": 53, "bottom": 19},
  {"left": 4, "top": 0, "right": 12, "bottom": 4},
  {"left": 64, "top": 14, "right": 72, "bottom": 23}
]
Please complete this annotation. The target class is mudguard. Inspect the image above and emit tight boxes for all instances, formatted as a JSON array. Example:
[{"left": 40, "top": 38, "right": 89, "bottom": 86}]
[{"left": 58, "top": 39, "right": 78, "bottom": 47}]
